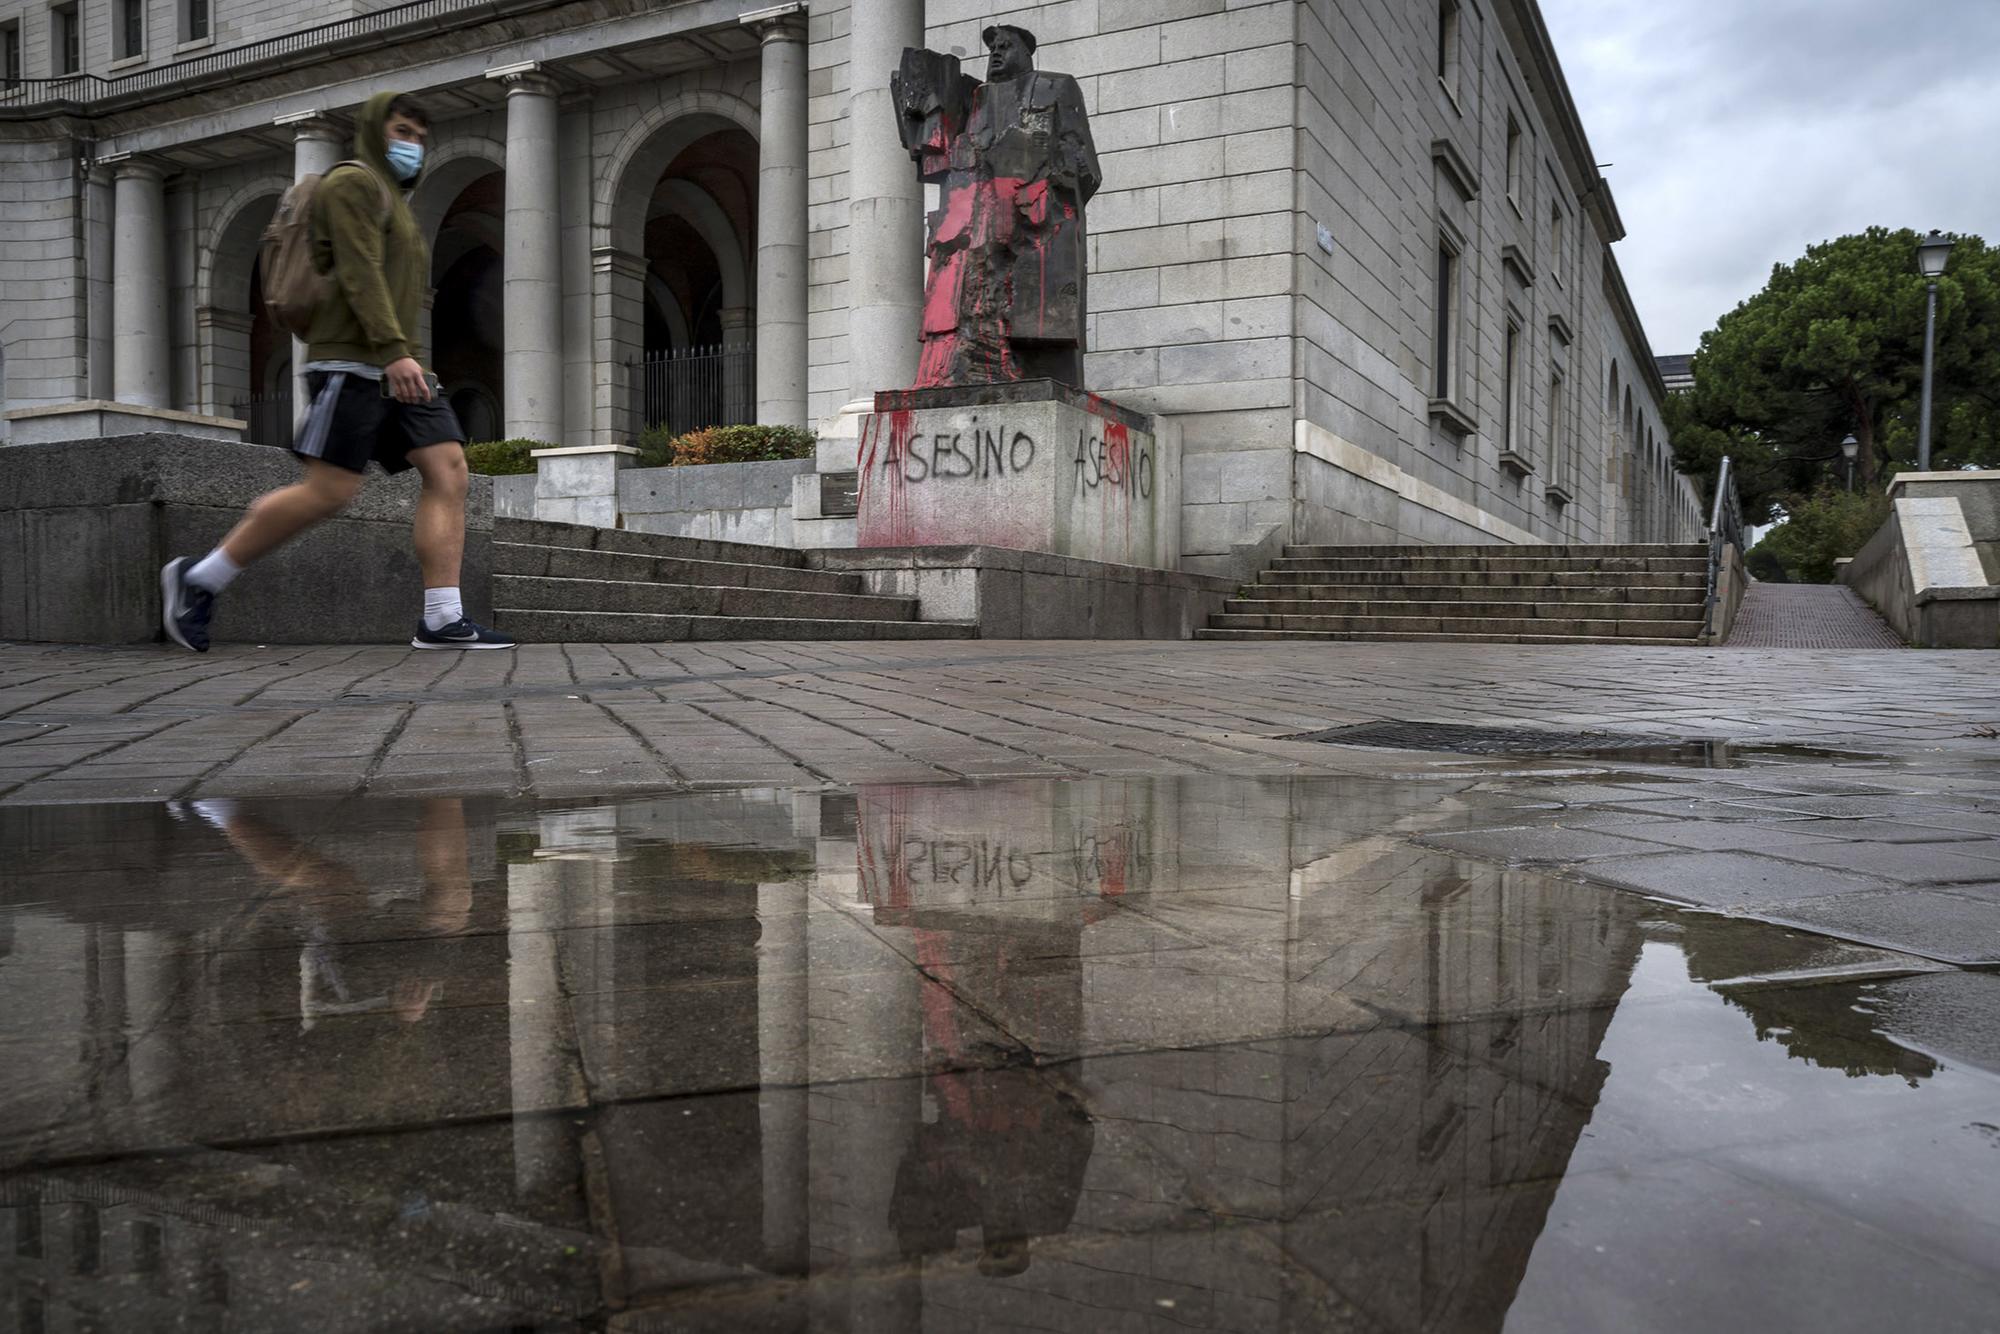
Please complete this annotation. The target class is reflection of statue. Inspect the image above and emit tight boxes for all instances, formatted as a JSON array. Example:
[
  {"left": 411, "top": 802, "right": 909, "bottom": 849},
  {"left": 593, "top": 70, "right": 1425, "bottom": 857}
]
[{"left": 894, "top": 24, "right": 1102, "bottom": 389}]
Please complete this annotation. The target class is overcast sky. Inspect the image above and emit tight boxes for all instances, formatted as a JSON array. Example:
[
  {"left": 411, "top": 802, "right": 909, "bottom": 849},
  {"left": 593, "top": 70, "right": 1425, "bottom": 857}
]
[{"left": 1539, "top": 0, "right": 2000, "bottom": 356}]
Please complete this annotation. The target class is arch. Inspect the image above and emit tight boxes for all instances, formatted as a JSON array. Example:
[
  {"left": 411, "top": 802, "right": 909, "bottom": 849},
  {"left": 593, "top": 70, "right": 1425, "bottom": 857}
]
[
  {"left": 646, "top": 273, "right": 692, "bottom": 349},
  {"left": 408, "top": 138, "right": 507, "bottom": 257},
  {"left": 199, "top": 176, "right": 290, "bottom": 314},
  {"left": 649, "top": 179, "right": 748, "bottom": 310},
  {"left": 597, "top": 91, "right": 760, "bottom": 255},
  {"left": 1606, "top": 359, "right": 1621, "bottom": 415}
]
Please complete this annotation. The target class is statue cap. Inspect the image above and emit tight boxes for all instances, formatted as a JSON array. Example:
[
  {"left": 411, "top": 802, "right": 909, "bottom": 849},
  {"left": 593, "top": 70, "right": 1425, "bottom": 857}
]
[{"left": 981, "top": 24, "right": 1038, "bottom": 55}]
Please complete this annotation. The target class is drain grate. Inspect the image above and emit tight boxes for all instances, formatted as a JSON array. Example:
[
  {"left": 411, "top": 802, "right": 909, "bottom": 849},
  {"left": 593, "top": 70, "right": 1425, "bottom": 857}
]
[{"left": 1286, "top": 720, "right": 1705, "bottom": 755}]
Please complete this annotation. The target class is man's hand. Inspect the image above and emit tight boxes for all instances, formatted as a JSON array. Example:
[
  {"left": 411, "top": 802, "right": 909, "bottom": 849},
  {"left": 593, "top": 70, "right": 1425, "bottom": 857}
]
[{"left": 385, "top": 356, "right": 432, "bottom": 404}]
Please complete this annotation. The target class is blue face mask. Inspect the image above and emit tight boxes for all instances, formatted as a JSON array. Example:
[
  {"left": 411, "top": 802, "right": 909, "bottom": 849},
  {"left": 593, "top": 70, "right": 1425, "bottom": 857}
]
[{"left": 385, "top": 139, "right": 423, "bottom": 183}]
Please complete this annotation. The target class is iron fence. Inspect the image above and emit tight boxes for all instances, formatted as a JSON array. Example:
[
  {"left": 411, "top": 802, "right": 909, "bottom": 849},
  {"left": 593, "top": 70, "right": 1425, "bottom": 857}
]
[
  {"left": 231, "top": 392, "right": 294, "bottom": 451},
  {"left": 632, "top": 344, "right": 755, "bottom": 438}
]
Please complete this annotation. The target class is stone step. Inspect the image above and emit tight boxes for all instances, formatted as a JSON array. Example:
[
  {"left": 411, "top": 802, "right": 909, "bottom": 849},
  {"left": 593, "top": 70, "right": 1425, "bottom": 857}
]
[
  {"left": 1194, "top": 628, "right": 1704, "bottom": 646},
  {"left": 1281, "top": 542, "right": 1707, "bottom": 559},
  {"left": 494, "top": 609, "right": 977, "bottom": 643},
  {"left": 495, "top": 574, "right": 919, "bottom": 622},
  {"left": 495, "top": 542, "right": 868, "bottom": 597},
  {"left": 1270, "top": 556, "right": 1709, "bottom": 574},
  {"left": 1222, "top": 598, "right": 1707, "bottom": 621},
  {"left": 495, "top": 516, "right": 811, "bottom": 570},
  {"left": 1243, "top": 582, "right": 1707, "bottom": 604},
  {"left": 1254, "top": 569, "right": 1707, "bottom": 589},
  {"left": 1207, "top": 612, "right": 1705, "bottom": 638}
]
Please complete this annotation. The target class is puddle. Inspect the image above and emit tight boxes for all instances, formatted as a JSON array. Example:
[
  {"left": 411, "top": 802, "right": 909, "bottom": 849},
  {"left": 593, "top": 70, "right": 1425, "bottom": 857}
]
[
  {"left": 1545, "top": 741, "right": 1887, "bottom": 769},
  {"left": 1288, "top": 721, "right": 1885, "bottom": 770},
  {"left": 3, "top": 778, "right": 1997, "bottom": 1332}
]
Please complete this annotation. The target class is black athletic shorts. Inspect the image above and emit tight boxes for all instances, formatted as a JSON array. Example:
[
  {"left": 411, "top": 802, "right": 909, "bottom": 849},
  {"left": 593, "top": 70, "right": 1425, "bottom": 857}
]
[{"left": 294, "top": 370, "right": 466, "bottom": 475}]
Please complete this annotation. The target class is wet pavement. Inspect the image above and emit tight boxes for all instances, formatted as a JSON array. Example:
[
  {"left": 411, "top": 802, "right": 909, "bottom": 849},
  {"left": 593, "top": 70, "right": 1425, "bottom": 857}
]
[{"left": 5, "top": 776, "right": 1999, "bottom": 1331}]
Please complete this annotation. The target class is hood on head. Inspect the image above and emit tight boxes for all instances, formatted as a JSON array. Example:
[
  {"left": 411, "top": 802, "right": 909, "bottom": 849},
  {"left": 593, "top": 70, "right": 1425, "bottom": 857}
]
[{"left": 353, "top": 90, "right": 405, "bottom": 185}]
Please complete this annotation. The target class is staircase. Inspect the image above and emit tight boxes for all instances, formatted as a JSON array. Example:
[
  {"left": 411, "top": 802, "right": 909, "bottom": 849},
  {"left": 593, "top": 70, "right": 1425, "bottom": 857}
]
[
  {"left": 491, "top": 518, "right": 975, "bottom": 642},
  {"left": 1197, "top": 543, "right": 1710, "bottom": 645}
]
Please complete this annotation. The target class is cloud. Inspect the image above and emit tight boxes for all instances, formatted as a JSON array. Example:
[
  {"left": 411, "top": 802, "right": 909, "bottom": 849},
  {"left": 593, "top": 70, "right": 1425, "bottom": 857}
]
[{"left": 1542, "top": 0, "right": 2000, "bottom": 352}]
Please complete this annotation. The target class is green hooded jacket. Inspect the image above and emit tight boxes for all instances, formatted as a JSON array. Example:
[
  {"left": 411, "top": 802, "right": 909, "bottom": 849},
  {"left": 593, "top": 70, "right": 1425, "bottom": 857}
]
[{"left": 305, "top": 90, "right": 427, "bottom": 368}]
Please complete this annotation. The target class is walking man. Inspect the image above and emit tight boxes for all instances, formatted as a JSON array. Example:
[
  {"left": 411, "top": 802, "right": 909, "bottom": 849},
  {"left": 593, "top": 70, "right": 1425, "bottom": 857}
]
[{"left": 161, "top": 91, "right": 515, "bottom": 652}]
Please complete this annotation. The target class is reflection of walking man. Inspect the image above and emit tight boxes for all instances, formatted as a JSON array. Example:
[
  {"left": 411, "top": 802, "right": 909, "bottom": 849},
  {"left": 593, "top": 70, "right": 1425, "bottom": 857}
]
[
  {"left": 160, "top": 91, "right": 515, "bottom": 654},
  {"left": 182, "top": 796, "right": 476, "bottom": 1026}
]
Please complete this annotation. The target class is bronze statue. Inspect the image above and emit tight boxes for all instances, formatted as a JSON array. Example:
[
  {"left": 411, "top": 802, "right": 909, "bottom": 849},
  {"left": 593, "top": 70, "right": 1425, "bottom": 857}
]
[{"left": 893, "top": 24, "right": 1102, "bottom": 390}]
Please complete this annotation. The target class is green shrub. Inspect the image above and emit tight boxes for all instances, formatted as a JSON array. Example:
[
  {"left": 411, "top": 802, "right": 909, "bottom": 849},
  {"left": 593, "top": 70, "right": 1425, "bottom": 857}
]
[
  {"left": 1744, "top": 547, "right": 1791, "bottom": 584},
  {"left": 462, "top": 439, "right": 546, "bottom": 476},
  {"left": 1747, "top": 486, "right": 1892, "bottom": 584},
  {"left": 630, "top": 424, "right": 817, "bottom": 468},
  {"left": 634, "top": 422, "right": 679, "bottom": 470}
]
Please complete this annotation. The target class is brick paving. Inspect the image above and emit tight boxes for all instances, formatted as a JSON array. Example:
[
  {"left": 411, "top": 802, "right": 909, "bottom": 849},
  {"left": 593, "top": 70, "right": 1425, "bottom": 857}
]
[
  {"left": 1725, "top": 582, "right": 1906, "bottom": 649},
  {"left": 0, "top": 638, "right": 1987, "bottom": 807}
]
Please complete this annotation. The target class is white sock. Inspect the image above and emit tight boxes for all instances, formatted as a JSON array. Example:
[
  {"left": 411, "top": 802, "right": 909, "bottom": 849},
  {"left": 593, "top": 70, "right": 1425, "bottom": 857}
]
[
  {"left": 189, "top": 797, "right": 241, "bottom": 832},
  {"left": 423, "top": 586, "right": 464, "bottom": 630},
  {"left": 185, "top": 548, "right": 242, "bottom": 595}
]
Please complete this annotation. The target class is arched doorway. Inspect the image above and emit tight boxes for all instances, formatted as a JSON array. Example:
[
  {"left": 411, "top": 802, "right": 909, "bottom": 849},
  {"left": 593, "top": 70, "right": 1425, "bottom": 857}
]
[
  {"left": 597, "top": 96, "right": 759, "bottom": 445},
  {"left": 199, "top": 184, "right": 288, "bottom": 443},
  {"left": 632, "top": 129, "right": 757, "bottom": 436},
  {"left": 428, "top": 170, "right": 506, "bottom": 442}
]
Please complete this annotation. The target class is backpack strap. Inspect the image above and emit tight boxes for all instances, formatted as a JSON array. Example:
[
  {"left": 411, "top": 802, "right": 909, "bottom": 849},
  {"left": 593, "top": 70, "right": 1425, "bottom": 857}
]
[{"left": 325, "top": 159, "right": 396, "bottom": 227}]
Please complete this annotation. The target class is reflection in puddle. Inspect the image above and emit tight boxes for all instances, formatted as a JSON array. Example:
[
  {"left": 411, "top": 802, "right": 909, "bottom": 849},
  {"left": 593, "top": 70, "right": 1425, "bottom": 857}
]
[
  {"left": 1546, "top": 741, "right": 1887, "bottom": 769},
  {"left": 1, "top": 779, "right": 1995, "bottom": 1332}
]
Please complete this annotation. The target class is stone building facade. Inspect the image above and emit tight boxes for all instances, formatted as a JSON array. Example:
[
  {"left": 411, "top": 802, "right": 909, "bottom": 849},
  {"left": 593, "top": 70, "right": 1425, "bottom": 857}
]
[{"left": 0, "top": 0, "right": 1706, "bottom": 569}]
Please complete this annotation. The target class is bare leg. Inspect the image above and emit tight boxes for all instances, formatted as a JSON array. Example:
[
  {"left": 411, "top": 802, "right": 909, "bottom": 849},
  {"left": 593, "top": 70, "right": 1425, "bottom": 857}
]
[
  {"left": 416, "top": 797, "right": 474, "bottom": 935},
  {"left": 407, "top": 442, "right": 469, "bottom": 588},
  {"left": 218, "top": 460, "right": 365, "bottom": 566}
]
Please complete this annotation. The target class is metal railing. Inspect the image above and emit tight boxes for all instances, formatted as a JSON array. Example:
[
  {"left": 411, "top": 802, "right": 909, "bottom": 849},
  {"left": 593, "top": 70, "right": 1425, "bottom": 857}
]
[
  {"left": 632, "top": 344, "right": 754, "bottom": 438},
  {"left": 1703, "top": 454, "right": 1744, "bottom": 642},
  {"left": 0, "top": 0, "right": 523, "bottom": 113},
  {"left": 231, "top": 392, "right": 295, "bottom": 451}
]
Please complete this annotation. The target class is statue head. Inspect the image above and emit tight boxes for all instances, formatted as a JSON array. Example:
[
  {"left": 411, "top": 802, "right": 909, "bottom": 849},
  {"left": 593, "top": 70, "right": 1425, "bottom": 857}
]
[{"left": 982, "top": 24, "right": 1037, "bottom": 82}]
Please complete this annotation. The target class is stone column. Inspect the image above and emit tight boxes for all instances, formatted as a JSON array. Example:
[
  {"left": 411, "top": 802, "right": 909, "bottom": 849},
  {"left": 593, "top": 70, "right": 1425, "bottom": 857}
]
[
  {"left": 745, "top": 7, "right": 809, "bottom": 427},
  {"left": 718, "top": 306, "right": 753, "bottom": 424},
  {"left": 590, "top": 246, "right": 647, "bottom": 447},
  {"left": 84, "top": 165, "right": 114, "bottom": 400},
  {"left": 493, "top": 63, "right": 565, "bottom": 444},
  {"left": 559, "top": 96, "right": 596, "bottom": 449},
  {"left": 280, "top": 112, "right": 347, "bottom": 424},
  {"left": 109, "top": 159, "right": 170, "bottom": 408},
  {"left": 196, "top": 307, "right": 254, "bottom": 420},
  {"left": 846, "top": 0, "right": 925, "bottom": 403}
]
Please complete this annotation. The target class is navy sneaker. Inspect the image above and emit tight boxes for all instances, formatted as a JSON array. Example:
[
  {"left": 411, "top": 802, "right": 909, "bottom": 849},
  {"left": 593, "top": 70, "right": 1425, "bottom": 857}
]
[
  {"left": 412, "top": 617, "right": 517, "bottom": 650},
  {"left": 160, "top": 558, "right": 215, "bottom": 653}
]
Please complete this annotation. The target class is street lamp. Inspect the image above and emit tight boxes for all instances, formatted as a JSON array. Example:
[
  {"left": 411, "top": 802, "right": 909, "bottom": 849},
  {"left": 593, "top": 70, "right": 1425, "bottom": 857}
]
[
  {"left": 1842, "top": 433, "right": 1859, "bottom": 492},
  {"left": 1917, "top": 230, "right": 1955, "bottom": 472}
]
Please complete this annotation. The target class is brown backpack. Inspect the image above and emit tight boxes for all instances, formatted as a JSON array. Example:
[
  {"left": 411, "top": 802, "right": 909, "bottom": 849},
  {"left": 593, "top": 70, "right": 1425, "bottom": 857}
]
[{"left": 259, "top": 160, "right": 394, "bottom": 336}]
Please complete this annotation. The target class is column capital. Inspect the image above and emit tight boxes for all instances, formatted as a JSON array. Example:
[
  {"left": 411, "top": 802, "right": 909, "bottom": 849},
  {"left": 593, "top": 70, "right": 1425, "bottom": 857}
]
[
  {"left": 740, "top": 2, "right": 807, "bottom": 42},
  {"left": 487, "top": 60, "right": 559, "bottom": 97},
  {"left": 591, "top": 246, "right": 649, "bottom": 281},
  {"left": 97, "top": 152, "right": 171, "bottom": 183},
  {"left": 274, "top": 108, "right": 349, "bottom": 144}
]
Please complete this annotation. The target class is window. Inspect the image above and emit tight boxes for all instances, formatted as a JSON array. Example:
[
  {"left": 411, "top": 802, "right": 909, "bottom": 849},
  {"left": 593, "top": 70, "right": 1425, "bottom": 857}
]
[
  {"left": 1549, "top": 368, "right": 1565, "bottom": 483},
  {"left": 118, "top": 0, "right": 142, "bottom": 59},
  {"left": 1502, "top": 323, "right": 1521, "bottom": 454},
  {"left": 52, "top": 3, "right": 80, "bottom": 74},
  {"left": 1549, "top": 201, "right": 1565, "bottom": 282},
  {"left": 1434, "top": 241, "right": 1459, "bottom": 400},
  {"left": 2, "top": 21, "right": 21, "bottom": 85},
  {"left": 1437, "top": 0, "right": 1459, "bottom": 90},
  {"left": 184, "top": 0, "right": 207, "bottom": 42},
  {"left": 1505, "top": 117, "right": 1523, "bottom": 206}
]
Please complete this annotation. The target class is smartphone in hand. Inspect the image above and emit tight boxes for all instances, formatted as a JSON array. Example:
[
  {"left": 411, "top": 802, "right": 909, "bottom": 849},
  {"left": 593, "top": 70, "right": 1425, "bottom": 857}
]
[{"left": 380, "top": 371, "right": 442, "bottom": 399}]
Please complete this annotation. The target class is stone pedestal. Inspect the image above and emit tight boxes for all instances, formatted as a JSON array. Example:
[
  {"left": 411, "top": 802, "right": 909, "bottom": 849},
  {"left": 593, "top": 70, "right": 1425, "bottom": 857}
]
[
  {"left": 532, "top": 443, "right": 639, "bottom": 528},
  {"left": 856, "top": 381, "right": 1181, "bottom": 570}
]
